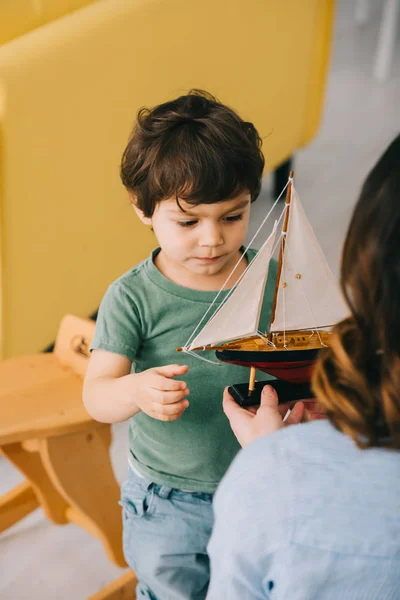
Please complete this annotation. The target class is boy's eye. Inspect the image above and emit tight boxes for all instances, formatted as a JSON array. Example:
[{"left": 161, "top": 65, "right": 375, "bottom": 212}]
[
  {"left": 224, "top": 213, "right": 243, "bottom": 223},
  {"left": 177, "top": 220, "right": 198, "bottom": 228},
  {"left": 176, "top": 213, "right": 243, "bottom": 227}
]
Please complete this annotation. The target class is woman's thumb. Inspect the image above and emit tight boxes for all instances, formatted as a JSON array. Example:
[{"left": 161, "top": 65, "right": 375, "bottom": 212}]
[{"left": 260, "top": 384, "right": 279, "bottom": 408}]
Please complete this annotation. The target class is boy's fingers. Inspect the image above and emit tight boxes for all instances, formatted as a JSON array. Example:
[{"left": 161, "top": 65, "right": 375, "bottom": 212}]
[
  {"left": 156, "top": 400, "right": 189, "bottom": 419},
  {"left": 155, "top": 364, "right": 189, "bottom": 379},
  {"left": 157, "top": 389, "right": 190, "bottom": 404},
  {"left": 153, "top": 374, "right": 188, "bottom": 392}
]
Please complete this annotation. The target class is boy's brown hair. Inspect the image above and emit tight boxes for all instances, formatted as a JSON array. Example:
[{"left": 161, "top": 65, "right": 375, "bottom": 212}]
[{"left": 120, "top": 90, "right": 265, "bottom": 217}]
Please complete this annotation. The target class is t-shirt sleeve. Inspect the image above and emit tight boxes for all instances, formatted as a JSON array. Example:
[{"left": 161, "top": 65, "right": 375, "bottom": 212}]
[{"left": 90, "top": 282, "right": 142, "bottom": 362}]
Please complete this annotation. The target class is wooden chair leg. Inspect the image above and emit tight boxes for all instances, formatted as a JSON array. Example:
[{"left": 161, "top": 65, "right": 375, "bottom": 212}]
[
  {"left": 40, "top": 424, "right": 126, "bottom": 567},
  {"left": 1, "top": 443, "right": 69, "bottom": 526},
  {"left": 0, "top": 480, "right": 39, "bottom": 533},
  {"left": 88, "top": 570, "right": 138, "bottom": 600}
]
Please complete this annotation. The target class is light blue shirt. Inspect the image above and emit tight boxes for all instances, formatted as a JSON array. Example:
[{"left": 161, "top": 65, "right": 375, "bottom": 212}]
[{"left": 208, "top": 420, "right": 400, "bottom": 599}]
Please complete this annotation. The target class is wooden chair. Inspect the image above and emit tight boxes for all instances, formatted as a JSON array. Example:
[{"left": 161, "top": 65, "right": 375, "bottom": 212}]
[{"left": 0, "top": 314, "right": 126, "bottom": 568}]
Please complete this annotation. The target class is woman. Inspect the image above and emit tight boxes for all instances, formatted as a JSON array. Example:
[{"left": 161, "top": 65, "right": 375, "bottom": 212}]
[{"left": 208, "top": 135, "right": 400, "bottom": 599}]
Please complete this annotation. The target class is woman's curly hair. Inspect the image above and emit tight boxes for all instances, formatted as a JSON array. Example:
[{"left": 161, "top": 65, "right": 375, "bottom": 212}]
[{"left": 313, "top": 135, "right": 400, "bottom": 449}]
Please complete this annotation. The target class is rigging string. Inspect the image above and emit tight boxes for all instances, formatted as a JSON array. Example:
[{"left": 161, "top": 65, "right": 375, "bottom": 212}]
[
  {"left": 183, "top": 179, "right": 291, "bottom": 351},
  {"left": 282, "top": 232, "right": 288, "bottom": 348},
  {"left": 204, "top": 203, "right": 290, "bottom": 348},
  {"left": 256, "top": 331, "right": 276, "bottom": 347},
  {"left": 201, "top": 221, "right": 285, "bottom": 347},
  {"left": 183, "top": 349, "right": 220, "bottom": 365},
  {"left": 188, "top": 196, "right": 289, "bottom": 356},
  {"left": 276, "top": 174, "right": 294, "bottom": 349},
  {"left": 280, "top": 175, "right": 294, "bottom": 349}
]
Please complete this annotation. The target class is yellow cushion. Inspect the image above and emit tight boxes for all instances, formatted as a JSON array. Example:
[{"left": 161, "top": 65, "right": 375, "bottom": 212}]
[
  {"left": 39, "top": 0, "right": 99, "bottom": 27},
  {"left": 0, "top": 0, "right": 98, "bottom": 45},
  {"left": 0, "top": 1, "right": 39, "bottom": 45}
]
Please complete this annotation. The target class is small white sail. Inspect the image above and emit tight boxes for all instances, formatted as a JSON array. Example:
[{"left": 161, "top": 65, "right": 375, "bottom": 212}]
[
  {"left": 188, "top": 223, "right": 278, "bottom": 350},
  {"left": 271, "top": 187, "right": 348, "bottom": 332}
]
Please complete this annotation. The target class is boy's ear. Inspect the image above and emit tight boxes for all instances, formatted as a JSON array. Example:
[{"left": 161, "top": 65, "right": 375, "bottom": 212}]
[{"left": 131, "top": 197, "right": 152, "bottom": 226}]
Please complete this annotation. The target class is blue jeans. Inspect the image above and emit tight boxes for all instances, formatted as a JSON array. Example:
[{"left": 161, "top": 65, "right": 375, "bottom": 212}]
[{"left": 120, "top": 466, "right": 214, "bottom": 600}]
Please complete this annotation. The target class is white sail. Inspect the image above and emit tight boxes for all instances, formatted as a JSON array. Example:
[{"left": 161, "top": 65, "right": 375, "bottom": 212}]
[
  {"left": 188, "top": 223, "right": 278, "bottom": 350},
  {"left": 271, "top": 187, "right": 348, "bottom": 332}
]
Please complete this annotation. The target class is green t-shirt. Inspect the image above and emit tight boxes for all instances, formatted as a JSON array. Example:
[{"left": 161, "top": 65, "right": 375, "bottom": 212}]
[{"left": 91, "top": 248, "right": 277, "bottom": 492}]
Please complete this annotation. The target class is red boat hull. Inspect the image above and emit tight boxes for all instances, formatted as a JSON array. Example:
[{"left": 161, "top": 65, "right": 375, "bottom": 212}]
[{"left": 216, "top": 348, "right": 320, "bottom": 384}]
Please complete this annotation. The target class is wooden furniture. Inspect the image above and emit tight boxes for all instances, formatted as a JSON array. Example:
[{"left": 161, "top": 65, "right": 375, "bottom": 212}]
[{"left": 0, "top": 314, "right": 126, "bottom": 568}]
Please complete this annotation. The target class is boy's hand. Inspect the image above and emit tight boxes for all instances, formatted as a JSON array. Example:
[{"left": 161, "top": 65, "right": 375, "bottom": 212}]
[
  {"left": 130, "top": 364, "right": 190, "bottom": 421},
  {"left": 223, "top": 384, "right": 305, "bottom": 447}
]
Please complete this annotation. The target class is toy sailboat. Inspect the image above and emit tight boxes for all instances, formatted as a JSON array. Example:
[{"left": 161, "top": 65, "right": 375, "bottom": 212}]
[{"left": 177, "top": 174, "right": 348, "bottom": 405}]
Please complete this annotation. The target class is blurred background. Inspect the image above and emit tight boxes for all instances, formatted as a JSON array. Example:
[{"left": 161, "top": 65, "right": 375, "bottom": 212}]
[{"left": 0, "top": 0, "right": 399, "bottom": 598}]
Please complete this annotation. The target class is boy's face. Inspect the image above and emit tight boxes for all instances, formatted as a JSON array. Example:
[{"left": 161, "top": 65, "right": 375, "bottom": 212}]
[{"left": 134, "top": 192, "right": 251, "bottom": 290}]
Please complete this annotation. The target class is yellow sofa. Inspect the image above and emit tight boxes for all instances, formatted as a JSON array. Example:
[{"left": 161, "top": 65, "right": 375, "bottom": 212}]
[
  {"left": 0, "top": 0, "right": 98, "bottom": 45},
  {"left": 0, "top": 0, "right": 335, "bottom": 358}
]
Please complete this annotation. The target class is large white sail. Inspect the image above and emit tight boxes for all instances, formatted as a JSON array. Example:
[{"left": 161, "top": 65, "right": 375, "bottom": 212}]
[
  {"left": 188, "top": 223, "right": 278, "bottom": 350},
  {"left": 271, "top": 187, "right": 348, "bottom": 332}
]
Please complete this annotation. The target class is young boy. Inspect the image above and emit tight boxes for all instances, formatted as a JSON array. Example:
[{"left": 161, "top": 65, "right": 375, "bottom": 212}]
[{"left": 83, "top": 90, "right": 277, "bottom": 600}]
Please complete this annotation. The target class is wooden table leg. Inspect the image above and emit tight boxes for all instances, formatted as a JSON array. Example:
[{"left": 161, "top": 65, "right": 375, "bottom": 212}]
[
  {"left": 0, "top": 480, "right": 39, "bottom": 533},
  {"left": 40, "top": 424, "right": 126, "bottom": 567},
  {"left": 1, "top": 443, "right": 69, "bottom": 526}
]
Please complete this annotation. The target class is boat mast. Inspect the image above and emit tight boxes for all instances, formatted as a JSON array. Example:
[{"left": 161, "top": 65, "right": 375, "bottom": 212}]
[
  {"left": 247, "top": 172, "right": 293, "bottom": 397},
  {"left": 269, "top": 171, "right": 293, "bottom": 328}
]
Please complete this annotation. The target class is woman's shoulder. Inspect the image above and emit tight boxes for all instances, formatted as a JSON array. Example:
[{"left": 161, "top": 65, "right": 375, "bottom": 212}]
[
  {"left": 211, "top": 422, "right": 335, "bottom": 553},
  {"left": 233, "top": 420, "right": 341, "bottom": 473},
  {"left": 214, "top": 421, "right": 348, "bottom": 517},
  {"left": 216, "top": 419, "right": 400, "bottom": 554}
]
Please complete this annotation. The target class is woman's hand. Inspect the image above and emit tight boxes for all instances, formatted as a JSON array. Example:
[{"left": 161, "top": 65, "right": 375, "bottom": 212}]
[{"left": 223, "top": 385, "right": 305, "bottom": 447}]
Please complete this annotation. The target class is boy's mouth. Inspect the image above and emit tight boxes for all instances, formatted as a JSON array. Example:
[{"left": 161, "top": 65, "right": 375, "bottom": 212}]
[{"left": 196, "top": 256, "right": 223, "bottom": 263}]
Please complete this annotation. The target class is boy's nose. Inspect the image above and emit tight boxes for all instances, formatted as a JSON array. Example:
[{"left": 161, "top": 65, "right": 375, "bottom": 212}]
[{"left": 198, "top": 224, "right": 224, "bottom": 247}]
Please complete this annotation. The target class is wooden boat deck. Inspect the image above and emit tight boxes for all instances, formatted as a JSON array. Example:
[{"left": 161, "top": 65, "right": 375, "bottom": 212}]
[{"left": 190, "top": 330, "right": 331, "bottom": 352}]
